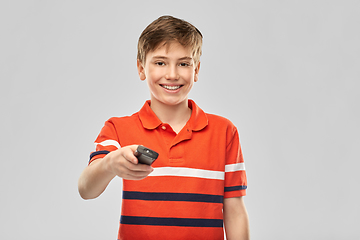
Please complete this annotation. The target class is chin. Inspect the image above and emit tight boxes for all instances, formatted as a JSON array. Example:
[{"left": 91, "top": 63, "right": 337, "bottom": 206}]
[{"left": 156, "top": 97, "right": 188, "bottom": 106}]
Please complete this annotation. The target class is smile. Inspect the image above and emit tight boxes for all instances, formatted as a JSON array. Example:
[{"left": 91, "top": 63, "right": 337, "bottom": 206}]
[{"left": 160, "top": 85, "right": 182, "bottom": 90}]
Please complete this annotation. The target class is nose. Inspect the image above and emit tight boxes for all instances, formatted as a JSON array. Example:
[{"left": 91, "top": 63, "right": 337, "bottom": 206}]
[{"left": 165, "top": 65, "right": 179, "bottom": 80}]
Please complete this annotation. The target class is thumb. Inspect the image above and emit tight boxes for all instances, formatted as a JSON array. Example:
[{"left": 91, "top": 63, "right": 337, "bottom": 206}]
[{"left": 127, "top": 144, "right": 139, "bottom": 164}]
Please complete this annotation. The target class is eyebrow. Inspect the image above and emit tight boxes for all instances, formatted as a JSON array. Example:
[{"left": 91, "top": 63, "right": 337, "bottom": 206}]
[{"left": 152, "top": 56, "right": 193, "bottom": 61}]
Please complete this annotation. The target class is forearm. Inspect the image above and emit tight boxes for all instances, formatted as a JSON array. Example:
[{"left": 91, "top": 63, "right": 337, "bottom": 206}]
[
  {"left": 78, "top": 156, "right": 116, "bottom": 200},
  {"left": 78, "top": 145, "right": 153, "bottom": 199},
  {"left": 223, "top": 197, "right": 250, "bottom": 240}
]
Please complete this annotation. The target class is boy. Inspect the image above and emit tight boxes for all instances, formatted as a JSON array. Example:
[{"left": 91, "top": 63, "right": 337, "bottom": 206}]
[{"left": 78, "top": 15, "right": 249, "bottom": 240}]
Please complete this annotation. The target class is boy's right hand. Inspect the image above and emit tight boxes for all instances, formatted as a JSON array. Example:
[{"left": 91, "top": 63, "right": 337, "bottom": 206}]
[{"left": 104, "top": 145, "right": 154, "bottom": 180}]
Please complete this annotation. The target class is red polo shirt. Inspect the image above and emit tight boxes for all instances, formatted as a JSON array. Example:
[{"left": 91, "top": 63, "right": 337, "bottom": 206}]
[{"left": 90, "top": 100, "right": 247, "bottom": 240}]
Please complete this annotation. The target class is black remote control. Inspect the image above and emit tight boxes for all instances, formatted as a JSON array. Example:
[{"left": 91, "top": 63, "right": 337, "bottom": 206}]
[{"left": 135, "top": 145, "right": 159, "bottom": 165}]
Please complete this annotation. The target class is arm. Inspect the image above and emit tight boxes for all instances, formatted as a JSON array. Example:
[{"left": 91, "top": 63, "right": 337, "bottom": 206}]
[
  {"left": 223, "top": 197, "right": 250, "bottom": 240},
  {"left": 78, "top": 145, "right": 153, "bottom": 200}
]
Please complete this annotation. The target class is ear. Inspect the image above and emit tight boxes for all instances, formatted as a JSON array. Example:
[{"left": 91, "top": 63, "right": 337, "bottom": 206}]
[
  {"left": 194, "top": 61, "right": 200, "bottom": 82},
  {"left": 137, "top": 59, "right": 146, "bottom": 81}
]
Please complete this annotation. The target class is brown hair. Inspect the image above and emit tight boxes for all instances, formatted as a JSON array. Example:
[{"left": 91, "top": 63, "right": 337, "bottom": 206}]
[{"left": 137, "top": 15, "right": 203, "bottom": 65}]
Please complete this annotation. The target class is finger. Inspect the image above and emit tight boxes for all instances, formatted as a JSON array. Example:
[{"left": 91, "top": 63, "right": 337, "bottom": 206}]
[
  {"left": 123, "top": 159, "right": 153, "bottom": 172},
  {"left": 122, "top": 145, "right": 139, "bottom": 164},
  {"left": 122, "top": 172, "right": 149, "bottom": 181},
  {"left": 128, "top": 144, "right": 139, "bottom": 152},
  {"left": 128, "top": 167, "right": 153, "bottom": 177},
  {"left": 118, "top": 165, "right": 153, "bottom": 180}
]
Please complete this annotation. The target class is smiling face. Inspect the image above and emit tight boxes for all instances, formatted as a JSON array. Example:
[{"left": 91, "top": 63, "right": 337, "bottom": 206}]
[{"left": 137, "top": 41, "right": 200, "bottom": 107}]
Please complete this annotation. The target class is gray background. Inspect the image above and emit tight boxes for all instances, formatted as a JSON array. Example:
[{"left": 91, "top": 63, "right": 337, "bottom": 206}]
[{"left": 1, "top": 0, "right": 359, "bottom": 239}]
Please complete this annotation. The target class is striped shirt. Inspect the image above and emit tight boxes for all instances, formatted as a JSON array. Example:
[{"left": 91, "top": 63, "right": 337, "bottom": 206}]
[{"left": 90, "top": 100, "right": 247, "bottom": 240}]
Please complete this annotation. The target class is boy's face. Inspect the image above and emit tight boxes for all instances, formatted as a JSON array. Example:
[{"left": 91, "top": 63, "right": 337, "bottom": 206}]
[{"left": 137, "top": 41, "right": 200, "bottom": 107}]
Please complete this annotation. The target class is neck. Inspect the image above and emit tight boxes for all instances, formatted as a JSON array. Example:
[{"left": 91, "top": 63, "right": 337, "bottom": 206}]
[{"left": 150, "top": 98, "right": 191, "bottom": 133}]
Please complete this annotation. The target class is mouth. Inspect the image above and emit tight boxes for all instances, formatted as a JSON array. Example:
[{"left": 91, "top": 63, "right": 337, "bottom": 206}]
[{"left": 160, "top": 84, "right": 183, "bottom": 90}]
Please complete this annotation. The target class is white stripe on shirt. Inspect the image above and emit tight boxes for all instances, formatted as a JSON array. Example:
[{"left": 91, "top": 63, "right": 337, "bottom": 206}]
[
  {"left": 225, "top": 163, "right": 245, "bottom": 172},
  {"left": 94, "top": 140, "right": 121, "bottom": 149},
  {"left": 149, "top": 167, "right": 225, "bottom": 180}
]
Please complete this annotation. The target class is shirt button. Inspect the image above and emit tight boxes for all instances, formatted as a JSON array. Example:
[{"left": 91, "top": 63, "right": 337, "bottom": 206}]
[{"left": 162, "top": 126, "right": 166, "bottom": 130}]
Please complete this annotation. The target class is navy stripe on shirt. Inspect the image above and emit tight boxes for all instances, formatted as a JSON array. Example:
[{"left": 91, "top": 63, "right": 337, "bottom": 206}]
[
  {"left": 89, "top": 150, "right": 110, "bottom": 161},
  {"left": 224, "top": 185, "right": 247, "bottom": 192},
  {"left": 122, "top": 191, "right": 223, "bottom": 203},
  {"left": 120, "top": 216, "right": 223, "bottom": 228}
]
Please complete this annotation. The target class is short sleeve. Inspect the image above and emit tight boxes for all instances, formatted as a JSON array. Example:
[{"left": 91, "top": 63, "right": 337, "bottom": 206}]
[
  {"left": 89, "top": 119, "right": 121, "bottom": 164},
  {"left": 224, "top": 126, "right": 247, "bottom": 198}
]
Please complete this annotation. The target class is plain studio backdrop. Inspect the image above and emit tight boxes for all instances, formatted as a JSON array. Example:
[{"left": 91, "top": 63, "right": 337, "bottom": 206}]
[{"left": 1, "top": 1, "right": 359, "bottom": 239}]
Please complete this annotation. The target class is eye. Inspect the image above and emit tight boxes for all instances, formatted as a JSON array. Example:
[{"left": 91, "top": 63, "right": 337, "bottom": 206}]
[
  {"left": 155, "top": 62, "right": 165, "bottom": 66},
  {"left": 179, "top": 62, "right": 190, "bottom": 67}
]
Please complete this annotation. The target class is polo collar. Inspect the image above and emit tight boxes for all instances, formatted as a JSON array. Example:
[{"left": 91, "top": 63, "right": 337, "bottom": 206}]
[
  {"left": 138, "top": 99, "right": 208, "bottom": 131},
  {"left": 138, "top": 100, "right": 162, "bottom": 130}
]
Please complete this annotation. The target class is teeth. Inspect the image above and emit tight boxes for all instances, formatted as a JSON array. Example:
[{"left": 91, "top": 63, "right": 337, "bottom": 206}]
[{"left": 162, "top": 85, "right": 181, "bottom": 90}]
